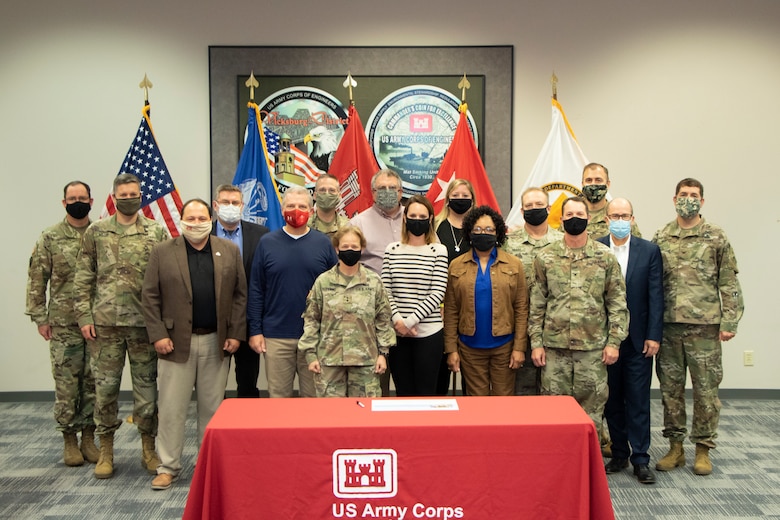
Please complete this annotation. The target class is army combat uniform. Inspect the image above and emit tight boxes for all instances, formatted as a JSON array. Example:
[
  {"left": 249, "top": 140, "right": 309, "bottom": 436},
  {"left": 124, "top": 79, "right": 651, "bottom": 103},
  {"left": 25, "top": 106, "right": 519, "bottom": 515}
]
[
  {"left": 586, "top": 204, "right": 642, "bottom": 239},
  {"left": 529, "top": 239, "right": 628, "bottom": 434},
  {"left": 503, "top": 225, "right": 562, "bottom": 396},
  {"left": 308, "top": 212, "right": 349, "bottom": 238},
  {"left": 74, "top": 214, "right": 167, "bottom": 437},
  {"left": 26, "top": 218, "right": 95, "bottom": 434},
  {"left": 298, "top": 264, "right": 395, "bottom": 397},
  {"left": 653, "top": 218, "right": 744, "bottom": 448}
]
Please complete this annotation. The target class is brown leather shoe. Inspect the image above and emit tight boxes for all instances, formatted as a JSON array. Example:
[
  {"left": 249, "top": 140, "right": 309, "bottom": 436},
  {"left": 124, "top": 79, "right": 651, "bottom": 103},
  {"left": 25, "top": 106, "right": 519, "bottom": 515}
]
[{"left": 151, "top": 473, "right": 176, "bottom": 490}]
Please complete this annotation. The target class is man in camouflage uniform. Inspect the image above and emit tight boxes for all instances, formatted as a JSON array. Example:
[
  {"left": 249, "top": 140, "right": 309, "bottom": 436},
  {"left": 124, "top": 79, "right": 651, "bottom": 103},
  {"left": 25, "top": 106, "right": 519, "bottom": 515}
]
[
  {"left": 503, "top": 187, "right": 562, "bottom": 396},
  {"left": 652, "top": 178, "right": 744, "bottom": 476},
  {"left": 74, "top": 173, "right": 168, "bottom": 479},
  {"left": 309, "top": 173, "right": 349, "bottom": 238},
  {"left": 26, "top": 181, "right": 100, "bottom": 467},
  {"left": 299, "top": 227, "right": 395, "bottom": 397},
  {"left": 581, "top": 162, "right": 641, "bottom": 238},
  {"left": 529, "top": 196, "right": 628, "bottom": 437}
]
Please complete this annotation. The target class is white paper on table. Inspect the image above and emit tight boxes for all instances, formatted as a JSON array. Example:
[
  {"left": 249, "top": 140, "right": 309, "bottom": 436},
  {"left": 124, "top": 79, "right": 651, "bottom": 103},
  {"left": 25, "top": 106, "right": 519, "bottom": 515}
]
[{"left": 370, "top": 399, "right": 460, "bottom": 412}]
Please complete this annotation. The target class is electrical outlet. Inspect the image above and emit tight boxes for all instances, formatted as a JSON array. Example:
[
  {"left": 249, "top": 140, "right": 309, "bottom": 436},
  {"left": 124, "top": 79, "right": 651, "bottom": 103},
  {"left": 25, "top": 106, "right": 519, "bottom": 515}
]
[{"left": 743, "top": 351, "right": 754, "bottom": 366}]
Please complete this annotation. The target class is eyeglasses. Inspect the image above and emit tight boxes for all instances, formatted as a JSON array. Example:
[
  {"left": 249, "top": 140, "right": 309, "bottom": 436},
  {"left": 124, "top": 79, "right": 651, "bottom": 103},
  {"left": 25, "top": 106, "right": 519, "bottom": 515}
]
[
  {"left": 472, "top": 226, "right": 496, "bottom": 234},
  {"left": 217, "top": 200, "right": 242, "bottom": 206},
  {"left": 316, "top": 188, "right": 339, "bottom": 194},
  {"left": 372, "top": 186, "right": 399, "bottom": 192},
  {"left": 607, "top": 214, "right": 633, "bottom": 221}
]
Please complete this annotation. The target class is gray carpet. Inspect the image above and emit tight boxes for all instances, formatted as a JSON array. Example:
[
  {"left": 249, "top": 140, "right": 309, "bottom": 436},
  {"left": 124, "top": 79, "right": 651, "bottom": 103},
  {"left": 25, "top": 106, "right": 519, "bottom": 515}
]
[{"left": 1, "top": 399, "right": 778, "bottom": 519}]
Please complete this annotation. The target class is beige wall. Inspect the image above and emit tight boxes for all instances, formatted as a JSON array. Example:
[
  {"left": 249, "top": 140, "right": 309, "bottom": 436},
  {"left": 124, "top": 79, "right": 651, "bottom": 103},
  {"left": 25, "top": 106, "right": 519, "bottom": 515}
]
[{"left": 2, "top": 0, "right": 777, "bottom": 392}]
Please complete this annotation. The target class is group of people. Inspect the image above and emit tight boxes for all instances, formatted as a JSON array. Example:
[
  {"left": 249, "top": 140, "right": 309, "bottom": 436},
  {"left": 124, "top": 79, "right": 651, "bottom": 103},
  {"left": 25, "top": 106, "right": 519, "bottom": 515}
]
[{"left": 26, "top": 162, "right": 743, "bottom": 492}]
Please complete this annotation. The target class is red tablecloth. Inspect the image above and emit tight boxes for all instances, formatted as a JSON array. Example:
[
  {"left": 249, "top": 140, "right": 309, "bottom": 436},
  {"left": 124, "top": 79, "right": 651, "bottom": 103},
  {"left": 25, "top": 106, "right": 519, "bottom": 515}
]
[{"left": 183, "top": 396, "right": 614, "bottom": 520}]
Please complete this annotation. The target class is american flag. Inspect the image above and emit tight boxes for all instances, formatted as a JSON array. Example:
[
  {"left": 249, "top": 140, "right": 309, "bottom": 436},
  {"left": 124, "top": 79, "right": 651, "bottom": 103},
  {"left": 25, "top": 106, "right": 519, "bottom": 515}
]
[
  {"left": 100, "top": 104, "right": 183, "bottom": 237},
  {"left": 263, "top": 127, "right": 324, "bottom": 183}
]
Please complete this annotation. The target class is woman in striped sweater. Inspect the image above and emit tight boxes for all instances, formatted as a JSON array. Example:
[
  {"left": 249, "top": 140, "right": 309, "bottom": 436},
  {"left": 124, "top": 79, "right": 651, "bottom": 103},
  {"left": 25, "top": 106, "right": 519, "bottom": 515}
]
[{"left": 381, "top": 195, "right": 449, "bottom": 396}]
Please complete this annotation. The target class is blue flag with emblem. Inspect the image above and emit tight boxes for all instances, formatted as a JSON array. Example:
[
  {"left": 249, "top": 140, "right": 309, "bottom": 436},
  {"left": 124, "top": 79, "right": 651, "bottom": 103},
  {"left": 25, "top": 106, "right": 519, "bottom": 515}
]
[{"left": 232, "top": 103, "right": 284, "bottom": 230}]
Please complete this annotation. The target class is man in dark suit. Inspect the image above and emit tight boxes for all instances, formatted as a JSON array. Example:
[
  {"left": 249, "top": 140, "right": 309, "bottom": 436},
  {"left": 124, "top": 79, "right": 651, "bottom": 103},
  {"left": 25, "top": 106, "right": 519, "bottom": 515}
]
[
  {"left": 211, "top": 184, "right": 269, "bottom": 397},
  {"left": 597, "top": 197, "right": 664, "bottom": 484},
  {"left": 142, "top": 198, "right": 247, "bottom": 490}
]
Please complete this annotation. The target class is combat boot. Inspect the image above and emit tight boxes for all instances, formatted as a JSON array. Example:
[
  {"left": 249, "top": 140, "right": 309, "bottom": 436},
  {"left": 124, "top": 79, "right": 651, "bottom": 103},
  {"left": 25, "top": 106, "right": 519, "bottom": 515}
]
[
  {"left": 63, "top": 432, "right": 84, "bottom": 466},
  {"left": 95, "top": 433, "right": 114, "bottom": 479},
  {"left": 141, "top": 434, "right": 161, "bottom": 475},
  {"left": 80, "top": 426, "right": 100, "bottom": 464},
  {"left": 693, "top": 444, "right": 713, "bottom": 475},
  {"left": 655, "top": 440, "right": 685, "bottom": 471}
]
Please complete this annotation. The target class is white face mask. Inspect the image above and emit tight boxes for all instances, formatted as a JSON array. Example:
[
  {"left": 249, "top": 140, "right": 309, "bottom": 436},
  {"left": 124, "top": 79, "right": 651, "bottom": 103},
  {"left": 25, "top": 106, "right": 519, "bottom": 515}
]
[
  {"left": 217, "top": 204, "right": 242, "bottom": 224},
  {"left": 182, "top": 221, "right": 212, "bottom": 242}
]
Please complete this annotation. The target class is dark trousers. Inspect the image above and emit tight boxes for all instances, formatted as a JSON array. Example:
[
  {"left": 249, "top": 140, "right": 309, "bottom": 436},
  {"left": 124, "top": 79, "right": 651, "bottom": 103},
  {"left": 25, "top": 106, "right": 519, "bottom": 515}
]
[
  {"left": 605, "top": 339, "right": 653, "bottom": 466},
  {"left": 389, "top": 330, "right": 443, "bottom": 397},
  {"left": 233, "top": 341, "right": 260, "bottom": 398}
]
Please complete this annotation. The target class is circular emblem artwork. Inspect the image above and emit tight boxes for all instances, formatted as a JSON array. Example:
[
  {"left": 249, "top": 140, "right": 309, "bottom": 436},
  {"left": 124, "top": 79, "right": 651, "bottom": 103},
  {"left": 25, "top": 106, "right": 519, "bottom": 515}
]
[
  {"left": 366, "top": 86, "right": 478, "bottom": 195},
  {"left": 258, "top": 87, "right": 348, "bottom": 192}
]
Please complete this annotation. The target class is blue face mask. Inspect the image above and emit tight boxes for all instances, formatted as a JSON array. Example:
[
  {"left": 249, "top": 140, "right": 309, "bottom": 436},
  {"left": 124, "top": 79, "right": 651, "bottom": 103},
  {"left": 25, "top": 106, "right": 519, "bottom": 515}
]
[{"left": 609, "top": 219, "right": 631, "bottom": 239}]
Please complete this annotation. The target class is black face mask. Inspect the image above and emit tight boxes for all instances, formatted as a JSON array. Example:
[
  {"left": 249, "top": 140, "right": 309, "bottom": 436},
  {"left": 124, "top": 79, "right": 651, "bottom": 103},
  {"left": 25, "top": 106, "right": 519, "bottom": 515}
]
[
  {"left": 406, "top": 218, "right": 430, "bottom": 237},
  {"left": 448, "top": 198, "right": 473, "bottom": 215},
  {"left": 562, "top": 217, "right": 588, "bottom": 236},
  {"left": 523, "top": 207, "right": 548, "bottom": 226},
  {"left": 470, "top": 233, "right": 497, "bottom": 252},
  {"left": 65, "top": 202, "right": 91, "bottom": 220},
  {"left": 338, "top": 249, "right": 362, "bottom": 267}
]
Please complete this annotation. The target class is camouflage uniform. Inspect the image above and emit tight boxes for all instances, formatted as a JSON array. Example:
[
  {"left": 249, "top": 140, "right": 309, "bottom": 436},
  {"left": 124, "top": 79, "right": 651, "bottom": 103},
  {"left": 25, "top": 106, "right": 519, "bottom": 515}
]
[
  {"left": 502, "top": 225, "right": 562, "bottom": 395},
  {"left": 299, "top": 264, "right": 395, "bottom": 398},
  {"left": 587, "top": 204, "right": 642, "bottom": 239},
  {"left": 529, "top": 239, "right": 628, "bottom": 434},
  {"left": 74, "top": 214, "right": 167, "bottom": 435},
  {"left": 26, "top": 218, "right": 95, "bottom": 433},
  {"left": 652, "top": 218, "right": 743, "bottom": 448},
  {"left": 308, "top": 212, "right": 349, "bottom": 238}
]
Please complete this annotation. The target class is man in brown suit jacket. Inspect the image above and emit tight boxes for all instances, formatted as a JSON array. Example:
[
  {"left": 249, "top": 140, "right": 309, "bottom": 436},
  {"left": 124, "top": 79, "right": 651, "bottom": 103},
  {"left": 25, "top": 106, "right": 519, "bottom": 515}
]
[{"left": 141, "top": 199, "right": 247, "bottom": 491}]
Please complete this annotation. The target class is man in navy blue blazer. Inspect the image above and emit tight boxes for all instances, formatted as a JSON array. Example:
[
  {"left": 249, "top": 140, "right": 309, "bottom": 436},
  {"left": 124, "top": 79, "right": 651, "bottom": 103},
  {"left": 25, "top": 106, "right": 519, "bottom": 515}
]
[{"left": 597, "top": 198, "right": 664, "bottom": 484}]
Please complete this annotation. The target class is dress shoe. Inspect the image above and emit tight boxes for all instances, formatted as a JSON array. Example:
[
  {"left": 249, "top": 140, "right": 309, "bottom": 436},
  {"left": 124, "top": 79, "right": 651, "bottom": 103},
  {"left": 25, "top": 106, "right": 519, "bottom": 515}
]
[
  {"left": 604, "top": 458, "right": 629, "bottom": 474},
  {"left": 633, "top": 464, "right": 656, "bottom": 484},
  {"left": 151, "top": 473, "right": 176, "bottom": 490}
]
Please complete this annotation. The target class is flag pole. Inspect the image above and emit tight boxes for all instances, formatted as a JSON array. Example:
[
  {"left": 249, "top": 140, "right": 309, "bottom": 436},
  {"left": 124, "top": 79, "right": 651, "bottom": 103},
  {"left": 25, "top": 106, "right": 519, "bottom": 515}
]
[
  {"left": 139, "top": 74, "right": 153, "bottom": 109},
  {"left": 342, "top": 72, "right": 357, "bottom": 107},
  {"left": 458, "top": 73, "right": 471, "bottom": 104},
  {"left": 551, "top": 72, "right": 558, "bottom": 101},
  {"left": 246, "top": 71, "right": 259, "bottom": 103}
]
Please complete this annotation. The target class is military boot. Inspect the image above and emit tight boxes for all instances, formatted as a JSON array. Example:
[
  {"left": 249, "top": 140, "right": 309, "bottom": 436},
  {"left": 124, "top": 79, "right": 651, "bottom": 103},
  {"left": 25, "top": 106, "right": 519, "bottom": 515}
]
[
  {"left": 693, "top": 444, "right": 713, "bottom": 475},
  {"left": 95, "top": 433, "right": 114, "bottom": 479},
  {"left": 141, "top": 434, "right": 161, "bottom": 475},
  {"left": 655, "top": 440, "right": 685, "bottom": 471},
  {"left": 80, "top": 426, "right": 100, "bottom": 464},
  {"left": 63, "top": 432, "right": 84, "bottom": 466}
]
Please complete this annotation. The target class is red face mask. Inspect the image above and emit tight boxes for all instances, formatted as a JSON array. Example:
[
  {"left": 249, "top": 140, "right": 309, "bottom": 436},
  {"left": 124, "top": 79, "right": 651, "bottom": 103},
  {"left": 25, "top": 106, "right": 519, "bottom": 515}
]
[{"left": 284, "top": 208, "right": 310, "bottom": 228}]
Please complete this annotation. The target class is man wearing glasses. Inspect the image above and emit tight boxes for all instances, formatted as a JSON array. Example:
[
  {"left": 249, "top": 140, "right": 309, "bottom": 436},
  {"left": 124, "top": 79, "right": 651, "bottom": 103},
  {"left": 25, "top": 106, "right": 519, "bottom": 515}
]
[
  {"left": 309, "top": 174, "right": 349, "bottom": 238},
  {"left": 597, "top": 198, "right": 664, "bottom": 484},
  {"left": 211, "top": 185, "right": 268, "bottom": 398}
]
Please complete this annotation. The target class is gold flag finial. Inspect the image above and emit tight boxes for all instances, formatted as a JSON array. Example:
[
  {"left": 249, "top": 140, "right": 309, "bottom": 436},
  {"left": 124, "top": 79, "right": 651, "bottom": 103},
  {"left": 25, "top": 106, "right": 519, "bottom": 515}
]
[
  {"left": 342, "top": 72, "right": 357, "bottom": 105},
  {"left": 458, "top": 73, "right": 471, "bottom": 103},
  {"left": 245, "top": 71, "right": 260, "bottom": 102},
  {"left": 139, "top": 74, "right": 153, "bottom": 102},
  {"left": 551, "top": 72, "right": 558, "bottom": 100}
]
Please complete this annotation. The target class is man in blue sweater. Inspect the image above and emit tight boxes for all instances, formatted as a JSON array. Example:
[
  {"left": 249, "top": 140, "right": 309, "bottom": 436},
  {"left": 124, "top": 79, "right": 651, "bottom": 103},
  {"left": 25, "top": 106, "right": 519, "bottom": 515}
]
[{"left": 247, "top": 186, "right": 338, "bottom": 397}]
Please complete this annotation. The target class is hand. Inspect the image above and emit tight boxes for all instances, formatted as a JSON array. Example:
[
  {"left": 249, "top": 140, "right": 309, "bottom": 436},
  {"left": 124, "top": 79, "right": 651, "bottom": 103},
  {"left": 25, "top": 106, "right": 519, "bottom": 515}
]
[
  {"left": 720, "top": 331, "right": 736, "bottom": 342},
  {"left": 248, "top": 334, "right": 266, "bottom": 354},
  {"left": 642, "top": 339, "right": 660, "bottom": 358},
  {"left": 37, "top": 324, "right": 52, "bottom": 341},
  {"left": 223, "top": 338, "right": 240, "bottom": 354},
  {"left": 374, "top": 355, "right": 387, "bottom": 374},
  {"left": 531, "top": 347, "right": 546, "bottom": 367},
  {"left": 393, "top": 320, "right": 418, "bottom": 337},
  {"left": 154, "top": 338, "right": 174, "bottom": 355},
  {"left": 80, "top": 324, "right": 96, "bottom": 341},
  {"left": 308, "top": 360, "right": 322, "bottom": 374},
  {"left": 602, "top": 345, "right": 619, "bottom": 365},
  {"left": 509, "top": 350, "right": 526, "bottom": 369},
  {"left": 447, "top": 352, "right": 460, "bottom": 373}
]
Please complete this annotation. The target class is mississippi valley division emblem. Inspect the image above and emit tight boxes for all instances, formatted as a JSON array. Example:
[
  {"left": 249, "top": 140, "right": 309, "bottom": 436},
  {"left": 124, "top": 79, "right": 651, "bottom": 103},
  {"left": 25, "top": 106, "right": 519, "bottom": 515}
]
[
  {"left": 366, "top": 86, "right": 478, "bottom": 196},
  {"left": 333, "top": 449, "right": 397, "bottom": 498}
]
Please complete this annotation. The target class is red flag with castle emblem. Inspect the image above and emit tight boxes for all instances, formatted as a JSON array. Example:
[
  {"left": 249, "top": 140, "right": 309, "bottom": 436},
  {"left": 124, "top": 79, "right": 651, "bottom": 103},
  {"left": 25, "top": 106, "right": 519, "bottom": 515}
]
[
  {"left": 328, "top": 104, "right": 379, "bottom": 218},
  {"left": 426, "top": 103, "right": 499, "bottom": 214}
]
